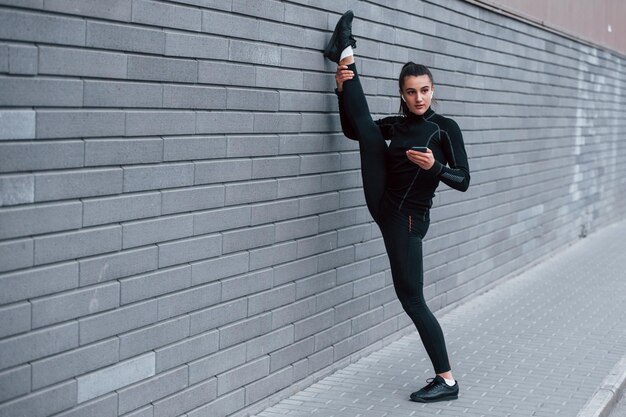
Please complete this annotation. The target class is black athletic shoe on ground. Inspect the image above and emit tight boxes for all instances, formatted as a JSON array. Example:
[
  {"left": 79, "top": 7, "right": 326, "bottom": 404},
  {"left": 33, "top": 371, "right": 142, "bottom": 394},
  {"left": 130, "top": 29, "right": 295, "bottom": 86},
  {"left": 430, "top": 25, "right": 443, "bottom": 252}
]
[
  {"left": 323, "top": 10, "right": 357, "bottom": 63},
  {"left": 409, "top": 375, "right": 459, "bottom": 403}
]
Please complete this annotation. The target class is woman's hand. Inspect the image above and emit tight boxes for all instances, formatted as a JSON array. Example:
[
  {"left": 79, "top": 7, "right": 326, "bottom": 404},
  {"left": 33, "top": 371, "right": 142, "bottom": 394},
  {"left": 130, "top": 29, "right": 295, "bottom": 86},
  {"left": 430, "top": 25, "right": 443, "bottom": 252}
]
[
  {"left": 335, "top": 65, "right": 354, "bottom": 92},
  {"left": 406, "top": 148, "right": 435, "bottom": 170}
]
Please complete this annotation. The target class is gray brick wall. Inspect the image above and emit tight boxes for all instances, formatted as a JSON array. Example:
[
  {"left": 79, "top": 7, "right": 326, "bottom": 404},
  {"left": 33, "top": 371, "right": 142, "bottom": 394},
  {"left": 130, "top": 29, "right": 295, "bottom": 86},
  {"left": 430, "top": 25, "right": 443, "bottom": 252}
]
[{"left": 0, "top": 0, "right": 625, "bottom": 416}]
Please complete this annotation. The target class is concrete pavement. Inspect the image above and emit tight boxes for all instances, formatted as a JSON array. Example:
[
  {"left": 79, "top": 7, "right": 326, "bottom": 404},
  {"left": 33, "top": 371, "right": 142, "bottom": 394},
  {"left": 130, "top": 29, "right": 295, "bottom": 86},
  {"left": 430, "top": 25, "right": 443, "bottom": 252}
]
[{"left": 252, "top": 219, "right": 626, "bottom": 417}]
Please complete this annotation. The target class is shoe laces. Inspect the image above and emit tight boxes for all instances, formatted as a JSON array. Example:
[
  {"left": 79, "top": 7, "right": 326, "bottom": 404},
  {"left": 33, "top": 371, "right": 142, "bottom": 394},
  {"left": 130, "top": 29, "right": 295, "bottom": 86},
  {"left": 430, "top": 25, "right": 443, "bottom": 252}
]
[{"left": 422, "top": 377, "right": 440, "bottom": 392}]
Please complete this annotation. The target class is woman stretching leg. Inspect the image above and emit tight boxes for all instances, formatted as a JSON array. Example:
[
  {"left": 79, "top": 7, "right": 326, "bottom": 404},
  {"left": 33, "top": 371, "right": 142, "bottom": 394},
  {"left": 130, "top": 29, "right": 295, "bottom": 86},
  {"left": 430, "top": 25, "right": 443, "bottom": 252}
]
[{"left": 324, "top": 10, "right": 470, "bottom": 403}]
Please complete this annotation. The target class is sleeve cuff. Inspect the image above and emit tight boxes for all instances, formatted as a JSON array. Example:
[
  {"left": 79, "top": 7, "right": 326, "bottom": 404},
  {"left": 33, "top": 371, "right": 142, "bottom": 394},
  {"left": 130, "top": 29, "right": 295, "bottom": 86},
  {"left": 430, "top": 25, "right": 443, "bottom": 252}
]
[{"left": 428, "top": 160, "right": 444, "bottom": 176}]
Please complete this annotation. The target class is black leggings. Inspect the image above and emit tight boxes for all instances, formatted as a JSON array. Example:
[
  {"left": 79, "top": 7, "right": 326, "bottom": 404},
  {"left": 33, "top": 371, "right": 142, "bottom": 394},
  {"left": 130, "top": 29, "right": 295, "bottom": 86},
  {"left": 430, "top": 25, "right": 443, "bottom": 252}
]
[{"left": 342, "top": 63, "right": 451, "bottom": 374}]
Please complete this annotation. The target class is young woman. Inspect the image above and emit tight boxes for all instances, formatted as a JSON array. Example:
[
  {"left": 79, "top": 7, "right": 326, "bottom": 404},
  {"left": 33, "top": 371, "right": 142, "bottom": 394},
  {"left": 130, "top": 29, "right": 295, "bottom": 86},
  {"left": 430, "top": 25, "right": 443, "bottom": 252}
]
[{"left": 323, "top": 11, "right": 470, "bottom": 403}]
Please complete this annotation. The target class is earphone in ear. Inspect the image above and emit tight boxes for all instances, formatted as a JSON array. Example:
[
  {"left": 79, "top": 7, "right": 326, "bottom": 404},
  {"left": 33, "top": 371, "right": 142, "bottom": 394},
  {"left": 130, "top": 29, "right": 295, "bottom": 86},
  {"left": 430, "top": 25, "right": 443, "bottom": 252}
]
[
  {"left": 430, "top": 91, "right": 434, "bottom": 97},
  {"left": 401, "top": 95, "right": 406, "bottom": 102}
]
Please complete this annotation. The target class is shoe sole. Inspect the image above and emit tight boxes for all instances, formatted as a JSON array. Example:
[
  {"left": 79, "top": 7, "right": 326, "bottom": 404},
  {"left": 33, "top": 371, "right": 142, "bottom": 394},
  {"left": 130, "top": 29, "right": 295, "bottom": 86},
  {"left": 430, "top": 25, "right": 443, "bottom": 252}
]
[
  {"left": 323, "top": 10, "right": 353, "bottom": 60},
  {"left": 409, "top": 394, "right": 458, "bottom": 403}
]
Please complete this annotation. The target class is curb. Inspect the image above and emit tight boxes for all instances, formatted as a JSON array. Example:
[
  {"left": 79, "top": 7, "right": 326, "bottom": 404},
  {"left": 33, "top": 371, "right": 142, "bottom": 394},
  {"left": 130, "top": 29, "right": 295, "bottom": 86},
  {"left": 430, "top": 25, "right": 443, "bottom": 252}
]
[{"left": 577, "top": 356, "right": 626, "bottom": 417}]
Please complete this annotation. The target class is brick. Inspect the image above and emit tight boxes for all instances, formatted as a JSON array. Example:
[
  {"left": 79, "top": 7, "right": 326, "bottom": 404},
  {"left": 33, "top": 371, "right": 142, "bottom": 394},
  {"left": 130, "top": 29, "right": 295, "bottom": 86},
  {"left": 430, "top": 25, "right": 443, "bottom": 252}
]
[
  {"left": 162, "top": 84, "right": 226, "bottom": 109},
  {"left": 308, "top": 346, "right": 333, "bottom": 373},
  {"left": 189, "top": 343, "right": 246, "bottom": 385},
  {"left": 194, "top": 159, "right": 252, "bottom": 185},
  {"left": 284, "top": 3, "right": 328, "bottom": 28},
  {"left": 0, "top": 237, "right": 33, "bottom": 272},
  {"left": 196, "top": 111, "right": 254, "bottom": 134},
  {"left": 193, "top": 206, "right": 250, "bottom": 235},
  {"left": 83, "top": 192, "right": 161, "bottom": 227},
  {"left": 191, "top": 251, "right": 248, "bottom": 285},
  {"left": 119, "top": 316, "right": 189, "bottom": 359},
  {"left": 165, "top": 31, "right": 229, "bottom": 59},
  {"left": 336, "top": 259, "right": 370, "bottom": 285},
  {"left": 217, "top": 356, "right": 269, "bottom": 396},
  {"left": 132, "top": 0, "right": 201, "bottom": 31},
  {"left": 0, "top": 110, "right": 35, "bottom": 140},
  {"left": 0, "top": 301, "right": 30, "bottom": 338},
  {"left": 83, "top": 81, "right": 163, "bottom": 108},
  {"left": 201, "top": 10, "right": 259, "bottom": 39},
  {"left": 76, "top": 352, "right": 155, "bottom": 403},
  {"left": 254, "top": 113, "right": 302, "bottom": 133},
  {"left": 0, "top": 44, "right": 6, "bottom": 72},
  {"left": 252, "top": 156, "right": 301, "bottom": 179},
  {"left": 189, "top": 388, "right": 244, "bottom": 417},
  {"left": 198, "top": 61, "right": 256, "bottom": 86},
  {"left": 159, "top": 231, "right": 221, "bottom": 268},
  {"left": 334, "top": 295, "right": 369, "bottom": 323},
  {"left": 155, "top": 330, "right": 219, "bottom": 372},
  {"left": 1, "top": 76, "right": 82, "bottom": 106},
  {"left": 353, "top": 272, "right": 386, "bottom": 298},
  {"left": 0, "top": 140, "right": 84, "bottom": 173},
  {"left": 297, "top": 231, "right": 337, "bottom": 259},
  {"left": 32, "top": 281, "right": 120, "bottom": 328},
  {"left": 118, "top": 366, "right": 188, "bottom": 415},
  {"left": 0, "top": 201, "right": 81, "bottom": 240},
  {"left": 259, "top": 20, "right": 303, "bottom": 47},
  {"left": 222, "top": 224, "right": 274, "bottom": 253},
  {"left": 36, "top": 110, "right": 126, "bottom": 139},
  {"left": 299, "top": 192, "right": 340, "bottom": 216},
  {"left": 271, "top": 296, "right": 316, "bottom": 330},
  {"left": 52, "top": 394, "right": 117, "bottom": 417},
  {"left": 246, "top": 325, "right": 294, "bottom": 361},
  {"left": 294, "top": 309, "right": 334, "bottom": 341},
  {"left": 351, "top": 307, "right": 384, "bottom": 334},
  {"left": 0, "top": 261, "right": 77, "bottom": 305},
  {"left": 31, "top": 338, "right": 119, "bottom": 390},
  {"left": 85, "top": 137, "right": 163, "bottom": 166},
  {"left": 0, "top": 322, "right": 77, "bottom": 369},
  {"left": 0, "top": 364, "right": 30, "bottom": 403},
  {"left": 127, "top": 55, "right": 197, "bottom": 83},
  {"left": 0, "top": 380, "right": 76, "bottom": 417},
  {"left": 229, "top": 40, "right": 281, "bottom": 66},
  {"left": 126, "top": 111, "right": 196, "bottom": 136},
  {"left": 226, "top": 135, "right": 280, "bottom": 157},
  {"left": 221, "top": 268, "right": 273, "bottom": 302},
  {"left": 269, "top": 336, "right": 314, "bottom": 372},
  {"left": 300, "top": 153, "right": 341, "bottom": 175},
  {"left": 79, "top": 300, "right": 157, "bottom": 344},
  {"left": 34, "top": 225, "right": 122, "bottom": 265},
  {"left": 79, "top": 246, "right": 157, "bottom": 286},
  {"left": 281, "top": 47, "right": 326, "bottom": 72},
  {"left": 277, "top": 175, "right": 321, "bottom": 199},
  {"left": 44, "top": 0, "right": 131, "bottom": 21},
  {"left": 227, "top": 87, "right": 279, "bottom": 111},
  {"left": 315, "top": 282, "right": 353, "bottom": 312},
  {"left": 157, "top": 282, "right": 220, "bottom": 321},
  {"left": 153, "top": 378, "right": 217, "bottom": 417},
  {"left": 273, "top": 256, "right": 318, "bottom": 287},
  {"left": 296, "top": 270, "right": 336, "bottom": 300},
  {"left": 232, "top": 0, "right": 283, "bottom": 20},
  {"left": 120, "top": 265, "right": 190, "bottom": 305},
  {"left": 225, "top": 179, "right": 277, "bottom": 205},
  {"left": 256, "top": 66, "right": 303, "bottom": 90},
  {"left": 163, "top": 136, "right": 227, "bottom": 161},
  {"left": 162, "top": 185, "right": 224, "bottom": 214},
  {"left": 35, "top": 168, "right": 121, "bottom": 202},
  {"left": 39, "top": 46, "right": 127, "bottom": 78},
  {"left": 279, "top": 91, "right": 335, "bottom": 112},
  {"left": 123, "top": 214, "right": 194, "bottom": 248},
  {"left": 123, "top": 163, "right": 195, "bottom": 192},
  {"left": 86, "top": 21, "right": 164, "bottom": 54},
  {"left": 275, "top": 216, "right": 319, "bottom": 242},
  {"left": 0, "top": 9, "right": 85, "bottom": 46},
  {"left": 245, "top": 366, "right": 293, "bottom": 405},
  {"left": 190, "top": 299, "right": 247, "bottom": 337},
  {"left": 252, "top": 238, "right": 296, "bottom": 267},
  {"left": 314, "top": 321, "right": 351, "bottom": 351},
  {"left": 219, "top": 312, "right": 271, "bottom": 349}
]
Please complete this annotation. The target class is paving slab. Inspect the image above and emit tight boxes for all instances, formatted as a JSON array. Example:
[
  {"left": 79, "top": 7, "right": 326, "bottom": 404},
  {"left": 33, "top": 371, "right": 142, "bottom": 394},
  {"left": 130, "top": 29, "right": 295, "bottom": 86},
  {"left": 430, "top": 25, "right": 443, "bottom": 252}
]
[{"left": 253, "top": 219, "right": 626, "bottom": 417}]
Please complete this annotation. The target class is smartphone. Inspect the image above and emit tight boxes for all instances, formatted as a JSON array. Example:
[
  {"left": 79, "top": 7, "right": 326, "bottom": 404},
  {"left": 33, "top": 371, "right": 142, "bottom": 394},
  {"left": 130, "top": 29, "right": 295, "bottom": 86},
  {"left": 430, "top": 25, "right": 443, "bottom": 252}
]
[{"left": 411, "top": 146, "right": 428, "bottom": 153}]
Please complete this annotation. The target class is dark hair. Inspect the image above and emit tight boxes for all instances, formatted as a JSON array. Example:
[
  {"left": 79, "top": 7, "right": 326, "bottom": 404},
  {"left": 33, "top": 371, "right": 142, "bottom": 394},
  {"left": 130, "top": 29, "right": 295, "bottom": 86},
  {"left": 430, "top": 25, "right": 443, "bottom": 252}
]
[{"left": 398, "top": 61, "right": 434, "bottom": 116}]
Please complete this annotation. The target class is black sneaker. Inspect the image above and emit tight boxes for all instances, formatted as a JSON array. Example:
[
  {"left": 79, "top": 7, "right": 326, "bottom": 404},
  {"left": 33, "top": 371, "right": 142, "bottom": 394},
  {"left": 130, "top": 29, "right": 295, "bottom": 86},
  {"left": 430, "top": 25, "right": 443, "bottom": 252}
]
[
  {"left": 409, "top": 375, "right": 459, "bottom": 403},
  {"left": 323, "top": 10, "right": 357, "bottom": 63}
]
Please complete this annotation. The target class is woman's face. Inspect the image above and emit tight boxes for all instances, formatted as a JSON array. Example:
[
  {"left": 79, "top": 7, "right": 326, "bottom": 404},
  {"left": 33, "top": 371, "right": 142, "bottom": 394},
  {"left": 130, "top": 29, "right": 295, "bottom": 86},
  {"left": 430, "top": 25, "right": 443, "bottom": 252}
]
[{"left": 400, "top": 75, "right": 433, "bottom": 116}]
